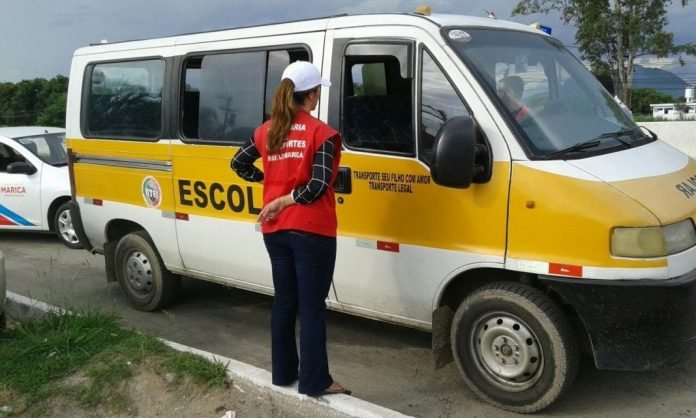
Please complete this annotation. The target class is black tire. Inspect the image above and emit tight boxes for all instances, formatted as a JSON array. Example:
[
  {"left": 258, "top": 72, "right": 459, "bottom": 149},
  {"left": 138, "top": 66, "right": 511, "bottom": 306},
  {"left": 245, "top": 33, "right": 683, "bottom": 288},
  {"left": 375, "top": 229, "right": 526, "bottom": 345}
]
[
  {"left": 114, "top": 231, "right": 180, "bottom": 311},
  {"left": 451, "top": 282, "right": 579, "bottom": 413},
  {"left": 54, "top": 202, "right": 83, "bottom": 249}
]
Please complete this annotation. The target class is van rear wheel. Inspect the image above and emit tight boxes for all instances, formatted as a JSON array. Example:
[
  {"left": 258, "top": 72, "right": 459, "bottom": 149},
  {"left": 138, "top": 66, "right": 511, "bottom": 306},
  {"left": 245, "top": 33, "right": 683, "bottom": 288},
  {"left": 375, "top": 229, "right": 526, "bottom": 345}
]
[
  {"left": 451, "top": 282, "right": 578, "bottom": 413},
  {"left": 114, "top": 231, "right": 180, "bottom": 311}
]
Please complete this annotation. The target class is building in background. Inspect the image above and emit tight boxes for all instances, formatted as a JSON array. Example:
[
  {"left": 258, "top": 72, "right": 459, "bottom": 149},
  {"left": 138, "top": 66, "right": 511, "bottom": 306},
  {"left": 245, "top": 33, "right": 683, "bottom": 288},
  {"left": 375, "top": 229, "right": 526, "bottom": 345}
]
[{"left": 650, "top": 86, "right": 696, "bottom": 120}]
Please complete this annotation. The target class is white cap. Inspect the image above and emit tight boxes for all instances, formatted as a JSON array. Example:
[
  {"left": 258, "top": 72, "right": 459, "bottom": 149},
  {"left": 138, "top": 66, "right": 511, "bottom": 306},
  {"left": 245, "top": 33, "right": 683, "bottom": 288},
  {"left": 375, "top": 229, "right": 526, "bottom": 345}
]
[{"left": 281, "top": 61, "right": 331, "bottom": 92}]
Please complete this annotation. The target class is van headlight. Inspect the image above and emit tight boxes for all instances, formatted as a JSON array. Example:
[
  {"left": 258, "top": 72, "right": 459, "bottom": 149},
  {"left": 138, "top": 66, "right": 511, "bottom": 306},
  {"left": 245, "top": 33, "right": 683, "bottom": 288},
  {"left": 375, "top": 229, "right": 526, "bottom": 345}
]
[{"left": 611, "top": 219, "right": 696, "bottom": 257}]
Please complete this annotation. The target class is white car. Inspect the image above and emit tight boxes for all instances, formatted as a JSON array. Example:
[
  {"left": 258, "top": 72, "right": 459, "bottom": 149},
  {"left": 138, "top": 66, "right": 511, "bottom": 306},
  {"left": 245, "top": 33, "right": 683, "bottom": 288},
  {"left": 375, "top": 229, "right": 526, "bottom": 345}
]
[{"left": 0, "top": 127, "right": 81, "bottom": 248}]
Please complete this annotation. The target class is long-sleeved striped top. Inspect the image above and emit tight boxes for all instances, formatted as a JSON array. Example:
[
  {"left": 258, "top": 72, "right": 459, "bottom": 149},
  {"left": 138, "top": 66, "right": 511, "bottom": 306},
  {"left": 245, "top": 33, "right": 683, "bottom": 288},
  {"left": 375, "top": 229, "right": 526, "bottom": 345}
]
[{"left": 231, "top": 136, "right": 336, "bottom": 204}]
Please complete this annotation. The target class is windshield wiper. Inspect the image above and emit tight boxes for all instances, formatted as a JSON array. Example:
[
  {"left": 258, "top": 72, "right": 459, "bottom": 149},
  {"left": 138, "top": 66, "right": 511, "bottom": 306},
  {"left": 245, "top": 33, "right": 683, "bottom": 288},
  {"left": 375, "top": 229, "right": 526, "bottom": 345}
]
[
  {"left": 541, "top": 139, "right": 602, "bottom": 160},
  {"left": 594, "top": 128, "right": 637, "bottom": 147},
  {"left": 541, "top": 128, "right": 639, "bottom": 160}
]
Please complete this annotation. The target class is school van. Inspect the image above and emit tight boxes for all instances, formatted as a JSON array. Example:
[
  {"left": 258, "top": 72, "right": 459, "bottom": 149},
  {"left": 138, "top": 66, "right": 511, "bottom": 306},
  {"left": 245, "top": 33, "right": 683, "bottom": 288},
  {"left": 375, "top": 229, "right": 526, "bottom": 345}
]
[
  {"left": 65, "top": 11, "right": 696, "bottom": 413},
  {"left": 0, "top": 127, "right": 82, "bottom": 248}
]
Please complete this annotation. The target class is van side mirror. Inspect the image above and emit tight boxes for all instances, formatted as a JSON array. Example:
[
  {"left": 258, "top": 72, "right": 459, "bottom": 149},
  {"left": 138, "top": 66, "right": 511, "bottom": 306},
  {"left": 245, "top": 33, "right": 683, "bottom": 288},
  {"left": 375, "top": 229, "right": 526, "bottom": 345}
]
[
  {"left": 431, "top": 115, "right": 492, "bottom": 189},
  {"left": 6, "top": 161, "right": 37, "bottom": 175}
]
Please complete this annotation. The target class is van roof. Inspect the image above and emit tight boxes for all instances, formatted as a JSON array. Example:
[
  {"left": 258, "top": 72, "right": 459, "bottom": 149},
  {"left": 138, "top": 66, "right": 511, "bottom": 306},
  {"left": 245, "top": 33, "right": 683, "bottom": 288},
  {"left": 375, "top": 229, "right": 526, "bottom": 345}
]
[{"left": 74, "top": 12, "right": 544, "bottom": 55}]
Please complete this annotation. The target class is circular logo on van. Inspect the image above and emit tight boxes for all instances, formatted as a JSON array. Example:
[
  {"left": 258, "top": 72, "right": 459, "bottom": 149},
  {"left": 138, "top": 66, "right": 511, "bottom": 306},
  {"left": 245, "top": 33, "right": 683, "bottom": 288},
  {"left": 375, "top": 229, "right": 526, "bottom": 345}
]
[{"left": 142, "top": 176, "right": 162, "bottom": 208}]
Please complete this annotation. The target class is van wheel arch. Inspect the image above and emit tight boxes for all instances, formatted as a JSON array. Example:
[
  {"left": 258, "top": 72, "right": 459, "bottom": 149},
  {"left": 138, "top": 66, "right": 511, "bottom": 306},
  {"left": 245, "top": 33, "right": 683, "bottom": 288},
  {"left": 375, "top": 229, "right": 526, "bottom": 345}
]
[
  {"left": 48, "top": 197, "right": 83, "bottom": 248},
  {"left": 103, "top": 220, "right": 152, "bottom": 283},
  {"left": 47, "top": 196, "right": 72, "bottom": 232}
]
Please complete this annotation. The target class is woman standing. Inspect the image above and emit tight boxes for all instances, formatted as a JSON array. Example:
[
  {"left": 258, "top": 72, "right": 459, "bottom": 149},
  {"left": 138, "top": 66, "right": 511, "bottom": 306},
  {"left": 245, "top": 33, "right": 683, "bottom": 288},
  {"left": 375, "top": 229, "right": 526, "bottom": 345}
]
[{"left": 231, "top": 61, "right": 349, "bottom": 396}]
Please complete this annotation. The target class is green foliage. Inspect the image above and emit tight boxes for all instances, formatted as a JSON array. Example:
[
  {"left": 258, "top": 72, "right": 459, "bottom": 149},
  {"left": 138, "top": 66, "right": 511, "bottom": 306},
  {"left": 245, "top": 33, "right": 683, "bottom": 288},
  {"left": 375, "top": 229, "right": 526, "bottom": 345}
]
[
  {"left": 631, "top": 88, "right": 674, "bottom": 114},
  {"left": 0, "top": 76, "right": 68, "bottom": 127},
  {"left": 0, "top": 310, "right": 122, "bottom": 398},
  {"left": 0, "top": 310, "right": 229, "bottom": 415}
]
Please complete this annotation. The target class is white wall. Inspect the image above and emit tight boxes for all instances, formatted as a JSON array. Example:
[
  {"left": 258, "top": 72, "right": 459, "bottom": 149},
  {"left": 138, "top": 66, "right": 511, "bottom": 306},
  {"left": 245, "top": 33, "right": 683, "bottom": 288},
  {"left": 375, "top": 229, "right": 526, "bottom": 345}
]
[{"left": 638, "top": 121, "right": 696, "bottom": 156}]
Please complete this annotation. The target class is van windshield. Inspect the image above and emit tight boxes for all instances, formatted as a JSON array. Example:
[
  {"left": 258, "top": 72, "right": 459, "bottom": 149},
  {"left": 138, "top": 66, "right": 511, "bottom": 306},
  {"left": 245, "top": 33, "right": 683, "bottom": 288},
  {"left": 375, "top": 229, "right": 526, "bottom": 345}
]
[{"left": 448, "top": 28, "right": 653, "bottom": 160}]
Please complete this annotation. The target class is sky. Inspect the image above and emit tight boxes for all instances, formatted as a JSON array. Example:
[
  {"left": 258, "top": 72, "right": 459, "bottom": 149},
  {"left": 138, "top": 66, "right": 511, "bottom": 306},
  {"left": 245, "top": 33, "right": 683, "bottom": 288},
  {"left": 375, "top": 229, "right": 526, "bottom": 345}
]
[{"left": 1, "top": 0, "right": 694, "bottom": 84}]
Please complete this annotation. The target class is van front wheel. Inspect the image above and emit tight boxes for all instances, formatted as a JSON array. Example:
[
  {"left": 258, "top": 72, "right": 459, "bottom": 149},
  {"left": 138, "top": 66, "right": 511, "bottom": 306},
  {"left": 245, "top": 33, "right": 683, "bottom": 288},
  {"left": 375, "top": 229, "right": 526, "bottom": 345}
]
[
  {"left": 114, "top": 231, "right": 180, "bottom": 311},
  {"left": 451, "top": 282, "right": 579, "bottom": 413}
]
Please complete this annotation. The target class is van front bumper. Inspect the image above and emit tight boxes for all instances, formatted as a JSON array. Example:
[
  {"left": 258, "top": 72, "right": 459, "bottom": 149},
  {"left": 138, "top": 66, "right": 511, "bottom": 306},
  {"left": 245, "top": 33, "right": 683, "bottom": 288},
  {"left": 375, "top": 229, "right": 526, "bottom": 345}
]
[{"left": 540, "top": 269, "right": 696, "bottom": 371}]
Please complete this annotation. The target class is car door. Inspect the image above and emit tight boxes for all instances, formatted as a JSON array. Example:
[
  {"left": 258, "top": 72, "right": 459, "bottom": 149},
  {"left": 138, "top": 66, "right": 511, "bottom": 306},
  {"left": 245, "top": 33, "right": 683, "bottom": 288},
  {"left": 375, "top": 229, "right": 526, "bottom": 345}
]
[
  {"left": 324, "top": 27, "right": 511, "bottom": 326},
  {"left": 0, "top": 140, "right": 43, "bottom": 229}
]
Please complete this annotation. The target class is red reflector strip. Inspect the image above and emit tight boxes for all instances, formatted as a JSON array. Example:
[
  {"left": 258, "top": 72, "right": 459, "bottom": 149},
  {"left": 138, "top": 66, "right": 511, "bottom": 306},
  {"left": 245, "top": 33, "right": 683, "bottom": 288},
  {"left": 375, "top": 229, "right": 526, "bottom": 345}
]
[
  {"left": 92, "top": 199, "right": 103, "bottom": 206},
  {"left": 549, "top": 263, "right": 583, "bottom": 277},
  {"left": 175, "top": 212, "right": 189, "bottom": 221},
  {"left": 377, "top": 241, "right": 400, "bottom": 253}
]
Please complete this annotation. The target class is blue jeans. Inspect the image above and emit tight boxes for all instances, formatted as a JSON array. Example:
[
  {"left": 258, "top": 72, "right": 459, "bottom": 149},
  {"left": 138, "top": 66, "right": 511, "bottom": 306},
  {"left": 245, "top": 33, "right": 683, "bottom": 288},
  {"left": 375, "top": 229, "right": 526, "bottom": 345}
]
[{"left": 263, "top": 230, "right": 336, "bottom": 395}]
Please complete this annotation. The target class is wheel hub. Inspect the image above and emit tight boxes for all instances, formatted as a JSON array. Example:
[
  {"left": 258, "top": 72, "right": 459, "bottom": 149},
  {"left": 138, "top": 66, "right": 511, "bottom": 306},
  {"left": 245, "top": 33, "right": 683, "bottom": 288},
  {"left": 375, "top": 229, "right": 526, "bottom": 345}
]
[
  {"left": 125, "top": 251, "right": 153, "bottom": 294},
  {"left": 58, "top": 209, "right": 79, "bottom": 245},
  {"left": 473, "top": 313, "right": 543, "bottom": 391}
]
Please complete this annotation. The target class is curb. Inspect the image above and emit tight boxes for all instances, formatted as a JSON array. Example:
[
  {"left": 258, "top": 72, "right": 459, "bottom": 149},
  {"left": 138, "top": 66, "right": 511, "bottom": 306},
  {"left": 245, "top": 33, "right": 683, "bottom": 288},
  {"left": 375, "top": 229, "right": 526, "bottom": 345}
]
[{"left": 5, "top": 291, "right": 411, "bottom": 418}]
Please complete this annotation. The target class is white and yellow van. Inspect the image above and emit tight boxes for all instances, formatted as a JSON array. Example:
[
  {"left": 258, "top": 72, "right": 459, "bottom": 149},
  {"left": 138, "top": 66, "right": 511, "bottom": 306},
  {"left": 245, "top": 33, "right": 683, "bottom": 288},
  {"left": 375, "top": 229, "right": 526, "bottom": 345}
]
[{"left": 65, "top": 10, "right": 696, "bottom": 413}]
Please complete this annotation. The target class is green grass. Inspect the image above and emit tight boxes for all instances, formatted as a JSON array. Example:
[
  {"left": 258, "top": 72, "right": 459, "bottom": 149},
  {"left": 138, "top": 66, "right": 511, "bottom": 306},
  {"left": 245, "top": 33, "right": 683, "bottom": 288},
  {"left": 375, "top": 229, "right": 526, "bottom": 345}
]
[
  {"left": 0, "top": 310, "right": 228, "bottom": 416},
  {"left": 633, "top": 114, "right": 696, "bottom": 122}
]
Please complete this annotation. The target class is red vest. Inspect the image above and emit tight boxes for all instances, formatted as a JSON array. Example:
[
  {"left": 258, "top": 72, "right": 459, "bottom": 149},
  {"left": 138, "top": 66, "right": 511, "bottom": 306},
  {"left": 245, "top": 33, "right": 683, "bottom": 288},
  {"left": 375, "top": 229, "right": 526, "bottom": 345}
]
[{"left": 254, "top": 110, "right": 341, "bottom": 237}]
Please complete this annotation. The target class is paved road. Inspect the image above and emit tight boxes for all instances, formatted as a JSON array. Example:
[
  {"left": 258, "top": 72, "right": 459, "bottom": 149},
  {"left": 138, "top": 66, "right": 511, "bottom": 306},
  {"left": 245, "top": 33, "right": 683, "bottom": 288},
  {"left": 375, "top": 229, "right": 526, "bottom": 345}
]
[{"left": 3, "top": 232, "right": 696, "bottom": 418}]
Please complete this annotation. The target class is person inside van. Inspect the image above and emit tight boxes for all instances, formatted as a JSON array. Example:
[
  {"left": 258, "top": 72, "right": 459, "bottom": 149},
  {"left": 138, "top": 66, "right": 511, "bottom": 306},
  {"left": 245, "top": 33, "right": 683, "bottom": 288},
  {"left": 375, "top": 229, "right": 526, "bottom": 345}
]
[
  {"left": 231, "top": 61, "right": 349, "bottom": 397},
  {"left": 498, "top": 75, "right": 530, "bottom": 121}
]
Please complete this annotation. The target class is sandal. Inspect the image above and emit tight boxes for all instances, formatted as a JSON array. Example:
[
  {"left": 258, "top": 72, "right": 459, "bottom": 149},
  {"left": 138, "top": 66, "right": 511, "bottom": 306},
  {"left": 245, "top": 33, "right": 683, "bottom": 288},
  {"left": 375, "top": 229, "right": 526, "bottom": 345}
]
[{"left": 312, "top": 382, "right": 352, "bottom": 396}]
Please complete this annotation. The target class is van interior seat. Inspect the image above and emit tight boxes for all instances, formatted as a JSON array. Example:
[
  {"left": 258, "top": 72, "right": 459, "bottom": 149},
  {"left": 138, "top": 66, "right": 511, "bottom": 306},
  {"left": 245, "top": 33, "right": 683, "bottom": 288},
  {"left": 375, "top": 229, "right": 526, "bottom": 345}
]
[{"left": 343, "top": 95, "right": 413, "bottom": 153}]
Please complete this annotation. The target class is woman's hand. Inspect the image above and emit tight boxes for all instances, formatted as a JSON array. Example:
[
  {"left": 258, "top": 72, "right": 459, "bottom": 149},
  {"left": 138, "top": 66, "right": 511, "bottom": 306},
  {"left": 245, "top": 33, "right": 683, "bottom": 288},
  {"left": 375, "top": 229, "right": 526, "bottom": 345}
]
[{"left": 258, "top": 193, "right": 294, "bottom": 224}]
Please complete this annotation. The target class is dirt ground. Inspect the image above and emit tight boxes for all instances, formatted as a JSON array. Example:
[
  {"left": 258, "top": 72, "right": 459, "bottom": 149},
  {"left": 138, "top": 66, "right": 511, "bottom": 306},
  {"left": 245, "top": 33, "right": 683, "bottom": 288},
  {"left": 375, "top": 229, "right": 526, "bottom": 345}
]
[{"left": 13, "top": 364, "right": 349, "bottom": 418}]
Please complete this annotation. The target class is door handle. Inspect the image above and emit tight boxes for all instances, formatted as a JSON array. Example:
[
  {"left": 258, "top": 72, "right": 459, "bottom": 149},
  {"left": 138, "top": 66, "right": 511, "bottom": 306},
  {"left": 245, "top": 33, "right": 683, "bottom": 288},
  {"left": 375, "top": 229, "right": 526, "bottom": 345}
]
[{"left": 334, "top": 166, "right": 352, "bottom": 194}]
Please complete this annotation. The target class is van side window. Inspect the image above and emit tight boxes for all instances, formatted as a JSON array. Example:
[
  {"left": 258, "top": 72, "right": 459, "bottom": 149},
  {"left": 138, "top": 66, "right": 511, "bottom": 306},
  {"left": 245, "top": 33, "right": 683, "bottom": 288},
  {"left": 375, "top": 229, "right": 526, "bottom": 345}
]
[
  {"left": 86, "top": 59, "right": 164, "bottom": 140},
  {"left": 420, "top": 50, "right": 470, "bottom": 164},
  {"left": 342, "top": 53, "right": 414, "bottom": 154},
  {"left": 181, "top": 48, "right": 309, "bottom": 144}
]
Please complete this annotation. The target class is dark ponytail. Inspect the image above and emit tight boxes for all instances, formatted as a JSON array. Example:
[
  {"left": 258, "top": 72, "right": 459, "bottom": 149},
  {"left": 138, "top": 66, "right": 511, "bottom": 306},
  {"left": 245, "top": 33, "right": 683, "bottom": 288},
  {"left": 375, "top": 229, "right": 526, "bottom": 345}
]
[{"left": 267, "top": 79, "right": 318, "bottom": 153}]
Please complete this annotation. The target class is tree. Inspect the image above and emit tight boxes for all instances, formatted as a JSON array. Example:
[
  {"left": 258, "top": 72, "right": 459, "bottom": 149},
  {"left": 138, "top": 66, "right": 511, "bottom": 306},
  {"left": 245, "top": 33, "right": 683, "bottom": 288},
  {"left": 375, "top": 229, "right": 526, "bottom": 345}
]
[
  {"left": 631, "top": 88, "right": 674, "bottom": 114},
  {"left": 512, "top": 0, "right": 696, "bottom": 110},
  {"left": 674, "top": 102, "right": 689, "bottom": 118},
  {"left": 0, "top": 76, "right": 68, "bottom": 127}
]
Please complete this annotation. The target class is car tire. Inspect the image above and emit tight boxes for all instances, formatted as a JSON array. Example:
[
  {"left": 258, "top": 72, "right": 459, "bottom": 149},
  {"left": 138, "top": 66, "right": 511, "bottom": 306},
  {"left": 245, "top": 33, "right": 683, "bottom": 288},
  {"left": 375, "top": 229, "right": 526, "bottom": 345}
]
[
  {"left": 451, "top": 281, "right": 579, "bottom": 413},
  {"left": 54, "top": 202, "right": 83, "bottom": 249},
  {"left": 114, "top": 231, "right": 180, "bottom": 311}
]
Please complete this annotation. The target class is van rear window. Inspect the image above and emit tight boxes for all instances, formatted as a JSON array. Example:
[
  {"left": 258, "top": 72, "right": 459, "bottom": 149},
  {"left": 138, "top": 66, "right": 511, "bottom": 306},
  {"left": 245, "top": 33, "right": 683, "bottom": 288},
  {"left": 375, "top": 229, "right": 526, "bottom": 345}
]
[{"left": 85, "top": 59, "right": 164, "bottom": 140}]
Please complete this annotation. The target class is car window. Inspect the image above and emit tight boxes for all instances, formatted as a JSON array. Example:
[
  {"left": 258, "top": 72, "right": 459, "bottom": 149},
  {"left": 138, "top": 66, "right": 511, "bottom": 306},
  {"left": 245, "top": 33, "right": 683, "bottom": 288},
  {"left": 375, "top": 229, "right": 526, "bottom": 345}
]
[
  {"left": 420, "top": 49, "right": 470, "bottom": 164},
  {"left": 0, "top": 143, "right": 27, "bottom": 172},
  {"left": 14, "top": 133, "right": 67, "bottom": 166},
  {"left": 341, "top": 46, "right": 414, "bottom": 154}
]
